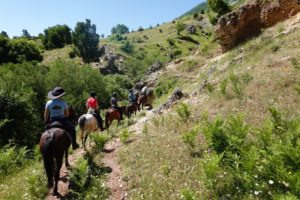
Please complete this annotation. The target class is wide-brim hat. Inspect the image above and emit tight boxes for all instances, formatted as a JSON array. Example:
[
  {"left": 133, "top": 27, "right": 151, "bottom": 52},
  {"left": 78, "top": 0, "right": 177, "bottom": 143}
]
[{"left": 48, "top": 87, "right": 66, "bottom": 99}]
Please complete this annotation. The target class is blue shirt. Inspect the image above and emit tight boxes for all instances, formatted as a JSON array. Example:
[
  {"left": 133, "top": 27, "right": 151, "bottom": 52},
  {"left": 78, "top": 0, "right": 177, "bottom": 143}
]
[{"left": 45, "top": 99, "right": 68, "bottom": 119}]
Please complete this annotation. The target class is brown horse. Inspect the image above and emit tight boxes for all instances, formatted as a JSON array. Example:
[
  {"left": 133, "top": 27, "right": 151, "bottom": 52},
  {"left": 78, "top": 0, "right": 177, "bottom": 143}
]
[
  {"left": 126, "top": 102, "right": 139, "bottom": 118},
  {"left": 39, "top": 124, "right": 71, "bottom": 195},
  {"left": 138, "top": 94, "right": 147, "bottom": 110},
  {"left": 105, "top": 106, "right": 125, "bottom": 129}
]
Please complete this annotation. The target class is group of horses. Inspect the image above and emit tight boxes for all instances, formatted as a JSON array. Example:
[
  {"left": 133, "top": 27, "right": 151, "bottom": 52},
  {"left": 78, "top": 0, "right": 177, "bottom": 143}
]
[{"left": 39, "top": 93, "right": 149, "bottom": 195}]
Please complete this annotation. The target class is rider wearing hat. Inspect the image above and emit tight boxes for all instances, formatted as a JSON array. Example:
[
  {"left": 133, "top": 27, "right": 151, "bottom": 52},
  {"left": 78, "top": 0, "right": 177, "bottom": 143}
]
[
  {"left": 86, "top": 91, "right": 104, "bottom": 131},
  {"left": 44, "top": 87, "right": 79, "bottom": 150}
]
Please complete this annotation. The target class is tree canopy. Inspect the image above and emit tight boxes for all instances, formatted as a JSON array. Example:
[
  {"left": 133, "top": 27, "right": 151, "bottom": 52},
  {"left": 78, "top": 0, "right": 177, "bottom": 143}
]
[
  {"left": 72, "top": 19, "right": 100, "bottom": 63},
  {"left": 111, "top": 24, "right": 129, "bottom": 35},
  {"left": 208, "top": 0, "right": 230, "bottom": 17},
  {"left": 42, "top": 25, "right": 72, "bottom": 50}
]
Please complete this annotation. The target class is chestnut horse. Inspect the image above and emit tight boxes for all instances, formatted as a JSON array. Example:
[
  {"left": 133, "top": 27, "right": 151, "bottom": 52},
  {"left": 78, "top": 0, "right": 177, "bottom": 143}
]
[
  {"left": 78, "top": 113, "right": 103, "bottom": 150},
  {"left": 105, "top": 106, "right": 125, "bottom": 129},
  {"left": 39, "top": 124, "right": 71, "bottom": 195}
]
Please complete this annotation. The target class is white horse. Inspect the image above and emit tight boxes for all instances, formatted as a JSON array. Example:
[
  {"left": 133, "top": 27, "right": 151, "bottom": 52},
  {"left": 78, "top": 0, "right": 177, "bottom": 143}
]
[{"left": 78, "top": 114, "right": 101, "bottom": 150}]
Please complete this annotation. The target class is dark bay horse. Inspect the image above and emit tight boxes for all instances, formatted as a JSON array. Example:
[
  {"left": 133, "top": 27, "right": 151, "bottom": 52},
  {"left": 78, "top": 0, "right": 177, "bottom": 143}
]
[
  {"left": 39, "top": 125, "right": 71, "bottom": 195},
  {"left": 105, "top": 106, "right": 125, "bottom": 129},
  {"left": 126, "top": 102, "right": 139, "bottom": 118},
  {"left": 137, "top": 94, "right": 147, "bottom": 110}
]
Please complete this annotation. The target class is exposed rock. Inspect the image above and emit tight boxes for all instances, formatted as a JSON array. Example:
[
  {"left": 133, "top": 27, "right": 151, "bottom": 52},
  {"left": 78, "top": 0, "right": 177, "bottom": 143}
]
[
  {"left": 186, "top": 25, "right": 197, "bottom": 34},
  {"left": 98, "top": 45, "right": 125, "bottom": 75},
  {"left": 154, "top": 88, "right": 185, "bottom": 114},
  {"left": 216, "top": 0, "right": 300, "bottom": 52},
  {"left": 146, "top": 61, "right": 164, "bottom": 75}
]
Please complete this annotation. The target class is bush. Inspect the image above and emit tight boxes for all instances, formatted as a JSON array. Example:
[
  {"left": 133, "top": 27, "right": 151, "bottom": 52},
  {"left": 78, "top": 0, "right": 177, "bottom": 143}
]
[
  {"left": 119, "top": 129, "right": 131, "bottom": 144},
  {"left": 154, "top": 78, "right": 177, "bottom": 97},
  {"left": 110, "top": 34, "right": 127, "bottom": 42},
  {"left": 176, "top": 103, "right": 191, "bottom": 122},
  {"left": 0, "top": 35, "right": 10, "bottom": 64},
  {"left": 0, "top": 146, "right": 29, "bottom": 176},
  {"left": 111, "top": 24, "right": 129, "bottom": 35},
  {"left": 90, "top": 133, "right": 110, "bottom": 152},
  {"left": 9, "top": 38, "right": 43, "bottom": 63},
  {"left": 120, "top": 40, "right": 134, "bottom": 54},
  {"left": 175, "top": 20, "right": 185, "bottom": 35}
]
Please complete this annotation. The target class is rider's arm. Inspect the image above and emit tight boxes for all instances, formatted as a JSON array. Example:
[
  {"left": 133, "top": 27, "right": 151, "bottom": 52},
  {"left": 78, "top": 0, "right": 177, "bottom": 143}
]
[{"left": 44, "top": 109, "right": 50, "bottom": 122}]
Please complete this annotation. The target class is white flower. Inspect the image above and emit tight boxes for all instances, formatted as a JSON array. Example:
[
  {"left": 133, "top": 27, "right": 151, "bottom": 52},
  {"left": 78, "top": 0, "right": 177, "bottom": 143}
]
[
  {"left": 282, "top": 181, "right": 289, "bottom": 187},
  {"left": 254, "top": 191, "right": 259, "bottom": 195},
  {"left": 268, "top": 180, "right": 274, "bottom": 185}
]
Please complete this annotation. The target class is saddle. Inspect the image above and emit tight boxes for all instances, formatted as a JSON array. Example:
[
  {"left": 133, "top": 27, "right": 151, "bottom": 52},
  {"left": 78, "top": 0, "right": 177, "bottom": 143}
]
[{"left": 45, "top": 121, "right": 64, "bottom": 130}]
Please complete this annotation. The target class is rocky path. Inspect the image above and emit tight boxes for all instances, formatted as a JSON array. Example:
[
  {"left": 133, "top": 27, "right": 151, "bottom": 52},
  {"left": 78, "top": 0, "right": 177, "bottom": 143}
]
[{"left": 46, "top": 148, "right": 85, "bottom": 200}]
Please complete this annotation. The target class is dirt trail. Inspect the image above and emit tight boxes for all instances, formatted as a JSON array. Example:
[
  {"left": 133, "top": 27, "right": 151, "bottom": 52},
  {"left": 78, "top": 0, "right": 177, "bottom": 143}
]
[
  {"left": 46, "top": 148, "right": 85, "bottom": 200},
  {"left": 103, "top": 138, "right": 127, "bottom": 200},
  {"left": 103, "top": 110, "right": 154, "bottom": 200}
]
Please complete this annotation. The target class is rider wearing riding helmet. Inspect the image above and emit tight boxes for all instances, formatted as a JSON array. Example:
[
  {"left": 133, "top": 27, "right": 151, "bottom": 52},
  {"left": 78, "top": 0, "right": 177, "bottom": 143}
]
[
  {"left": 86, "top": 91, "right": 104, "bottom": 131},
  {"left": 44, "top": 87, "right": 79, "bottom": 150}
]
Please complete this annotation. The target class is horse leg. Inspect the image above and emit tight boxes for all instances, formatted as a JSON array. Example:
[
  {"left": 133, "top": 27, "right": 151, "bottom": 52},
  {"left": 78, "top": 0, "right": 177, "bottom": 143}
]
[
  {"left": 53, "top": 154, "right": 63, "bottom": 196},
  {"left": 84, "top": 133, "right": 88, "bottom": 150},
  {"left": 80, "top": 128, "right": 84, "bottom": 149},
  {"left": 43, "top": 154, "right": 54, "bottom": 188},
  {"left": 65, "top": 149, "right": 70, "bottom": 168}
]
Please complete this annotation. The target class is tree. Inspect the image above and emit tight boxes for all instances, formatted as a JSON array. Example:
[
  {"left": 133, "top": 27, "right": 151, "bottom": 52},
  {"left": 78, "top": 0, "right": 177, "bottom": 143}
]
[
  {"left": 111, "top": 24, "right": 129, "bottom": 35},
  {"left": 72, "top": 19, "right": 100, "bottom": 63},
  {"left": 0, "top": 36, "right": 10, "bottom": 64},
  {"left": 0, "top": 31, "right": 8, "bottom": 38},
  {"left": 208, "top": 0, "right": 230, "bottom": 17},
  {"left": 42, "top": 25, "right": 72, "bottom": 50},
  {"left": 22, "top": 29, "right": 31, "bottom": 38},
  {"left": 175, "top": 21, "right": 185, "bottom": 35}
]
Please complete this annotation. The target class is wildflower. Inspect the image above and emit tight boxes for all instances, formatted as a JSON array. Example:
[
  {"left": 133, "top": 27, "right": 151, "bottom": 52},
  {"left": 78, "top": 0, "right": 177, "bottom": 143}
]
[
  {"left": 282, "top": 181, "right": 289, "bottom": 187},
  {"left": 254, "top": 191, "right": 259, "bottom": 195},
  {"left": 268, "top": 180, "right": 274, "bottom": 185}
]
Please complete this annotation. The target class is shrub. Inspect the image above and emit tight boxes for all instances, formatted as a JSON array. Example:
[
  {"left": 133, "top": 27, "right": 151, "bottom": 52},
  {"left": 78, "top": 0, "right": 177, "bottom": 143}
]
[
  {"left": 175, "top": 20, "right": 185, "bottom": 35},
  {"left": 0, "top": 35, "right": 10, "bottom": 64},
  {"left": 154, "top": 78, "right": 177, "bottom": 97},
  {"left": 9, "top": 38, "right": 43, "bottom": 63},
  {"left": 180, "top": 188, "right": 197, "bottom": 200},
  {"left": 220, "top": 78, "right": 228, "bottom": 96},
  {"left": 208, "top": 0, "right": 231, "bottom": 17},
  {"left": 120, "top": 40, "right": 134, "bottom": 54},
  {"left": 137, "top": 26, "right": 144, "bottom": 32},
  {"left": 90, "top": 133, "right": 110, "bottom": 152},
  {"left": 111, "top": 24, "right": 129, "bottom": 35},
  {"left": 119, "top": 129, "right": 131, "bottom": 144},
  {"left": 0, "top": 146, "right": 29, "bottom": 176},
  {"left": 176, "top": 103, "right": 191, "bottom": 122},
  {"left": 167, "top": 38, "right": 175, "bottom": 46}
]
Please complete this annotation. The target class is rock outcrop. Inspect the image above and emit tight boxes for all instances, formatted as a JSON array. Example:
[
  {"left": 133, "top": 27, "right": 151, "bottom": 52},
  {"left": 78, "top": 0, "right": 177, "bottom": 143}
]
[
  {"left": 98, "top": 45, "right": 125, "bottom": 75},
  {"left": 216, "top": 0, "right": 300, "bottom": 52},
  {"left": 154, "top": 88, "right": 185, "bottom": 114}
]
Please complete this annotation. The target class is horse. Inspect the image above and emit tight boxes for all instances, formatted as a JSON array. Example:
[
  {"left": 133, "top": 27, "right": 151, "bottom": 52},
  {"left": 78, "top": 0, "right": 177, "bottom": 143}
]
[
  {"left": 39, "top": 123, "right": 71, "bottom": 196},
  {"left": 126, "top": 102, "right": 139, "bottom": 118},
  {"left": 78, "top": 113, "right": 103, "bottom": 150},
  {"left": 137, "top": 94, "right": 147, "bottom": 110},
  {"left": 105, "top": 106, "right": 125, "bottom": 129}
]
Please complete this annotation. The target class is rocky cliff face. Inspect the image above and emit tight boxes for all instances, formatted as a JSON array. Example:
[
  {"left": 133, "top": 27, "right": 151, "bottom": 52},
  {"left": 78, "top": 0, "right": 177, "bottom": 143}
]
[{"left": 216, "top": 0, "right": 300, "bottom": 52}]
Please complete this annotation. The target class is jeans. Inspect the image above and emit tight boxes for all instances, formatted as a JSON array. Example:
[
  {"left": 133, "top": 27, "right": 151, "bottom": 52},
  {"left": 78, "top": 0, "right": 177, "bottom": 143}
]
[{"left": 51, "top": 117, "right": 77, "bottom": 145}]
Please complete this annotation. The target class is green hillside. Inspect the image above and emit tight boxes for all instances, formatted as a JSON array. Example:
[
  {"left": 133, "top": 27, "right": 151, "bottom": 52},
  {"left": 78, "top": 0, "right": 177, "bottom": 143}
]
[{"left": 1, "top": 1, "right": 300, "bottom": 200}]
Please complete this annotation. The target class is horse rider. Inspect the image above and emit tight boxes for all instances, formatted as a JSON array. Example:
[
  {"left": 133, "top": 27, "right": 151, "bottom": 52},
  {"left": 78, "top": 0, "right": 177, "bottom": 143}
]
[
  {"left": 141, "top": 86, "right": 147, "bottom": 97},
  {"left": 110, "top": 92, "right": 123, "bottom": 119},
  {"left": 86, "top": 91, "right": 104, "bottom": 131},
  {"left": 44, "top": 87, "right": 79, "bottom": 150},
  {"left": 128, "top": 89, "right": 136, "bottom": 105}
]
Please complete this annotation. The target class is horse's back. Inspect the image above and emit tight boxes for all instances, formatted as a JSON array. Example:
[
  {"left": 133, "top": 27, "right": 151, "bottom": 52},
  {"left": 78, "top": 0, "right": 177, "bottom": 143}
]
[
  {"left": 79, "top": 113, "right": 98, "bottom": 131},
  {"left": 40, "top": 128, "right": 70, "bottom": 154}
]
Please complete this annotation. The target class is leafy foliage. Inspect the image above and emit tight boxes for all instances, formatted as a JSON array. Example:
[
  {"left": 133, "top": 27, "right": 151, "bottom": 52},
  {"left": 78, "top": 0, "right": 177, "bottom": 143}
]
[
  {"left": 208, "top": 0, "right": 231, "bottom": 17},
  {"left": 176, "top": 103, "right": 191, "bottom": 122},
  {"left": 111, "top": 24, "right": 129, "bottom": 35},
  {"left": 42, "top": 25, "right": 72, "bottom": 50},
  {"left": 175, "top": 20, "right": 185, "bottom": 35},
  {"left": 72, "top": 19, "right": 100, "bottom": 63}
]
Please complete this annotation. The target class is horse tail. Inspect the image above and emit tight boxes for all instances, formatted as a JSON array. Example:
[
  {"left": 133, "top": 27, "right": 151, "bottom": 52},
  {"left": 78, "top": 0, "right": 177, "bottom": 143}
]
[
  {"left": 41, "top": 133, "right": 55, "bottom": 187},
  {"left": 78, "top": 115, "right": 86, "bottom": 141}
]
